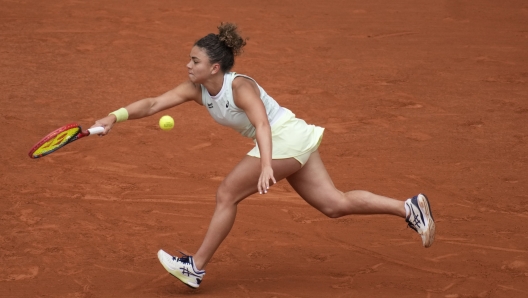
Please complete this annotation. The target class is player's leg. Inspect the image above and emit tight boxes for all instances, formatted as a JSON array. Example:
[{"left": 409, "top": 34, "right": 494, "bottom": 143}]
[
  {"left": 158, "top": 156, "right": 301, "bottom": 287},
  {"left": 192, "top": 155, "right": 301, "bottom": 269},
  {"left": 287, "top": 150, "right": 406, "bottom": 217},
  {"left": 286, "top": 150, "right": 435, "bottom": 247},
  {"left": 185, "top": 156, "right": 301, "bottom": 266}
]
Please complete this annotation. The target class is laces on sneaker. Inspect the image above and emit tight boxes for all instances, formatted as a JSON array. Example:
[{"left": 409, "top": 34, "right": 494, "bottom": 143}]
[
  {"left": 174, "top": 251, "right": 204, "bottom": 275},
  {"left": 171, "top": 251, "right": 190, "bottom": 264}
]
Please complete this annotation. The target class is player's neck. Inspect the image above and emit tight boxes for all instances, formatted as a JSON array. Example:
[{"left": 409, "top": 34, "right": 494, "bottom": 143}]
[{"left": 203, "top": 72, "right": 226, "bottom": 97}]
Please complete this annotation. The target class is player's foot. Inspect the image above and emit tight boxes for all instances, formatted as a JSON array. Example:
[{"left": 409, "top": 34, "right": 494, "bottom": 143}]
[
  {"left": 405, "top": 193, "right": 435, "bottom": 248},
  {"left": 157, "top": 249, "right": 205, "bottom": 288}
]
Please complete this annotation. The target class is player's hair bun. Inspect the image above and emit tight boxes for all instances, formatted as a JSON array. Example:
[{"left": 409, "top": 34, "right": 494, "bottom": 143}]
[
  {"left": 217, "top": 22, "right": 247, "bottom": 56},
  {"left": 194, "top": 22, "right": 248, "bottom": 72}
]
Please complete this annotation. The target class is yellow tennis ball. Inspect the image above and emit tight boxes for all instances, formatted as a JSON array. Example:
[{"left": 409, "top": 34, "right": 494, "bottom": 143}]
[{"left": 159, "top": 115, "right": 174, "bottom": 131}]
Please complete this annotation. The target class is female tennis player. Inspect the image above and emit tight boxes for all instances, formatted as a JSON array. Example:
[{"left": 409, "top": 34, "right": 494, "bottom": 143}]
[{"left": 92, "top": 22, "right": 435, "bottom": 288}]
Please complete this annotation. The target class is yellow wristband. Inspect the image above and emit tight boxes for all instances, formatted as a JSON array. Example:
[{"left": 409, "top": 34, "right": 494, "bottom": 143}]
[{"left": 109, "top": 107, "right": 129, "bottom": 123}]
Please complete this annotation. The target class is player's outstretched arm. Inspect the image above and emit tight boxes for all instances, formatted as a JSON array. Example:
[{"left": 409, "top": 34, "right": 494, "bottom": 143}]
[{"left": 93, "top": 81, "right": 201, "bottom": 134}]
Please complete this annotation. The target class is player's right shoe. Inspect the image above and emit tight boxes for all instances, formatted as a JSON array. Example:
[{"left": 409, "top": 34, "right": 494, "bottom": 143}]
[
  {"left": 405, "top": 193, "right": 435, "bottom": 248},
  {"left": 157, "top": 249, "right": 205, "bottom": 288}
]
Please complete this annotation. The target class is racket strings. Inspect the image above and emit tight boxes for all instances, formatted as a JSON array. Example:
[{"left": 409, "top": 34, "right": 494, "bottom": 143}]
[{"left": 30, "top": 126, "right": 80, "bottom": 157}]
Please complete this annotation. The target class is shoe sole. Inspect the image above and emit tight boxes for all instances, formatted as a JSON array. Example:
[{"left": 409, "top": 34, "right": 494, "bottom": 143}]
[
  {"left": 169, "top": 272, "right": 200, "bottom": 289},
  {"left": 157, "top": 251, "right": 200, "bottom": 289},
  {"left": 417, "top": 194, "right": 435, "bottom": 248}
]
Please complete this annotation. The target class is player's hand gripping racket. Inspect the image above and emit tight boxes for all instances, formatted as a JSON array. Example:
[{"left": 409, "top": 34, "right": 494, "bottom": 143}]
[{"left": 28, "top": 123, "right": 104, "bottom": 159}]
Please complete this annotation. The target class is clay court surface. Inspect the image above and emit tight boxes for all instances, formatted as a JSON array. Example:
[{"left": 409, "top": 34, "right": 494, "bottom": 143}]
[{"left": 1, "top": 0, "right": 528, "bottom": 297}]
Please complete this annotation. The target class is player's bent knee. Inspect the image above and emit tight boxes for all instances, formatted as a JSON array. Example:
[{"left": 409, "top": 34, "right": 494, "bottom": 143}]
[
  {"left": 319, "top": 204, "right": 345, "bottom": 218},
  {"left": 215, "top": 189, "right": 232, "bottom": 206},
  {"left": 313, "top": 193, "right": 347, "bottom": 218},
  {"left": 215, "top": 182, "right": 240, "bottom": 206}
]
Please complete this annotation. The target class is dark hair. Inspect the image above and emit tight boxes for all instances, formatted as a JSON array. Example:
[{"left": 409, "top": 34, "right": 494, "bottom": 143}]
[{"left": 194, "top": 22, "right": 247, "bottom": 73}]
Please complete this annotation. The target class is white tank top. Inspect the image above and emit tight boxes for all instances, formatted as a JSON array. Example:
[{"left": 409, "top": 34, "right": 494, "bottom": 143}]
[{"left": 201, "top": 72, "right": 283, "bottom": 138}]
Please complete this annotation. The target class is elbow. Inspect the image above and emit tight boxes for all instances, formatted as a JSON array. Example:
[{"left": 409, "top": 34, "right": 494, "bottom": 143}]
[
  {"left": 255, "top": 120, "right": 271, "bottom": 131},
  {"left": 146, "top": 98, "right": 160, "bottom": 116}
]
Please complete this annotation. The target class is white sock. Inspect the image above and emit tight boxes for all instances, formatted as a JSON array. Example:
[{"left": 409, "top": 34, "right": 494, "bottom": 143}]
[{"left": 404, "top": 200, "right": 410, "bottom": 218}]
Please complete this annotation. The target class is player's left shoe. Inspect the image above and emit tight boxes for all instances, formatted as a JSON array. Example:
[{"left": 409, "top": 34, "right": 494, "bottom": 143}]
[
  {"left": 157, "top": 249, "right": 205, "bottom": 288},
  {"left": 405, "top": 193, "right": 435, "bottom": 248}
]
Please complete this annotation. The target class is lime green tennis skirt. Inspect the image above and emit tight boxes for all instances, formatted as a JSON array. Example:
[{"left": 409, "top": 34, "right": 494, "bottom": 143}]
[{"left": 247, "top": 108, "right": 324, "bottom": 166}]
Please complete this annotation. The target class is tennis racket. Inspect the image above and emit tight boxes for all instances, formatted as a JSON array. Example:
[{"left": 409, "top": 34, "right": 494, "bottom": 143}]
[{"left": 28, "top": 123, "right": 104, "bottom": 159}]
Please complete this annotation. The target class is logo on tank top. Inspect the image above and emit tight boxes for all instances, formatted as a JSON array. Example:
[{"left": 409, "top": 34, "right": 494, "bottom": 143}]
[
  {"left": 207, "top": 103, "right": 213, "bottom": 109},
  {"left": 225, "top": 101, "right": 229, "bottom": 108}
]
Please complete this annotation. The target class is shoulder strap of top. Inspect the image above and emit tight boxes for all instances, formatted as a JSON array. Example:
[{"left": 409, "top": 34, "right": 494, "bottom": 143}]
[{"left": 233, "top": 72, "right": 255, "bottom": 82}]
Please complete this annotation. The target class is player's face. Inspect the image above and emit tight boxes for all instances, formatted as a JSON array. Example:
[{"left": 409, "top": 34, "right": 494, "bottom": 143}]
[{"left": 187, "top": 46, "right": 216, "bottom": 83}]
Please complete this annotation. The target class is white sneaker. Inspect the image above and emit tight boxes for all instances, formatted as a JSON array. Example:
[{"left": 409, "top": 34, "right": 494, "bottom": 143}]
[
  {"left": 157, "top": 249, "right": 205, "bottom": 288},
  {"left": 405, "top": 194, "right": 435, "bottom": 248}
]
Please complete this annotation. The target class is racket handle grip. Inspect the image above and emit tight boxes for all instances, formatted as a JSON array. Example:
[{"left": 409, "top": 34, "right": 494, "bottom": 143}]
[{"left": 87, "top": 127, "right": 105, "bottom": 135}]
